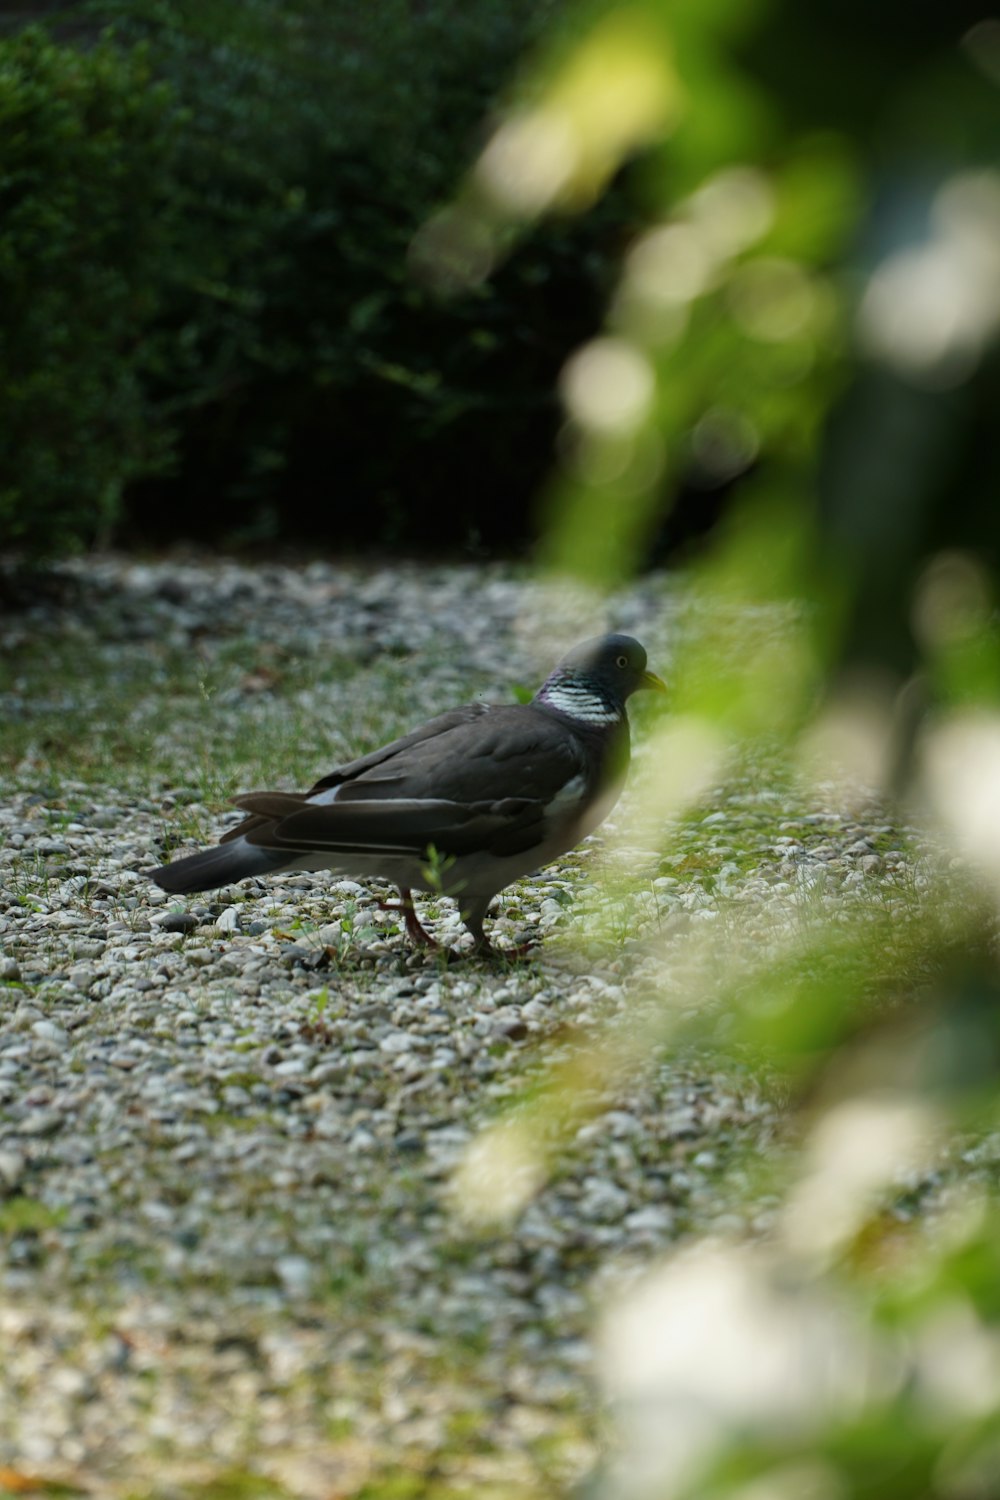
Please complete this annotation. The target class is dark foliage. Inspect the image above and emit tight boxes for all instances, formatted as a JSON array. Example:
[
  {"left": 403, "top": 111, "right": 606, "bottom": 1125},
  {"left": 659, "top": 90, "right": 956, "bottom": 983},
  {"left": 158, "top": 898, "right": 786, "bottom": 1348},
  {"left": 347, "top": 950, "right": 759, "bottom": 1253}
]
[
  {"left": 0, "top": 28, "right": 178, "bottom": 555},
  {"left": 0, "top": 0, "right": 642, "bottom": 556}
]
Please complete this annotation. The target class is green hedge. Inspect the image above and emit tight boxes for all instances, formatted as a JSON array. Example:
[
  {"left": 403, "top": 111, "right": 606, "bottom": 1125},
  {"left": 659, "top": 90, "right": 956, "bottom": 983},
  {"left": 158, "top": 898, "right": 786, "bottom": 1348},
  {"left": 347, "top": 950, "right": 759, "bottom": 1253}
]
[
  {"left": 0, "top": 28, "right": 178, "bottom": 555},
  {"left": 1, "top": 1, "right": 626, "bottom": 557}
]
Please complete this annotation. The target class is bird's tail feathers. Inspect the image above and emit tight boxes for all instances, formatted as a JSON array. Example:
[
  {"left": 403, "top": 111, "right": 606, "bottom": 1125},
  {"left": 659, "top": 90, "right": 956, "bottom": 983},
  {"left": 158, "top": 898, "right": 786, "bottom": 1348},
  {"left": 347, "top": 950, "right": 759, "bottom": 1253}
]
[{"left": 148, "top": 838, "right": 288, "bottom": 895}]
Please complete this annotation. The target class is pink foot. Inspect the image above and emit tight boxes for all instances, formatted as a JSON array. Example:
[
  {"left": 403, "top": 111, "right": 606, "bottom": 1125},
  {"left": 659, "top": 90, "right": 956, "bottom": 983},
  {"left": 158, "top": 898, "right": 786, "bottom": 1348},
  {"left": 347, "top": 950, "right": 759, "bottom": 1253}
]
[{"left": 379, "top": 887, "right": 440, "bottom": 948}]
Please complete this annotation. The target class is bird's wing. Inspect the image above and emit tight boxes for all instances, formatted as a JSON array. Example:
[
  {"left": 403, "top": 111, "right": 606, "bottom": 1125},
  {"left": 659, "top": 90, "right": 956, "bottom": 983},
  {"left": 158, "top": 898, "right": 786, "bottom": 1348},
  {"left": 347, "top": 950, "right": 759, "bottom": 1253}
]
[
  {"left": 308, "top": 704, "right": 491, "bottom": 791},
  {"left": 219, "top": 704, "right": 490, "bottom": 846},
  {"left": 235, "top": 793, "right": 546, "bottom": 859},
  {"left": 227, "top": 705, "right": 597, "bottom": 861}
]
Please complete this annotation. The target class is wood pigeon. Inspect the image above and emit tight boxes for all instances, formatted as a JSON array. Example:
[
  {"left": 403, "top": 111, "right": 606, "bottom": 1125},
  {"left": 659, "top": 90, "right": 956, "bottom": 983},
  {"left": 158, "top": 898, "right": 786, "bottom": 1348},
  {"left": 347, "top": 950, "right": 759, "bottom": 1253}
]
[{"left": 149, "top": 633, "right": 665, "bottom": 953}]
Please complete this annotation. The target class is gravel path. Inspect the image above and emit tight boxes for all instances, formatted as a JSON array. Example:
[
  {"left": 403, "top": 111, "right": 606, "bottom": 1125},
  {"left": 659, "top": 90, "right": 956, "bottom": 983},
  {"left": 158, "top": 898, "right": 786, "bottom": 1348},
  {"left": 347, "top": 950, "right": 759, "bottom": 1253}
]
[{"left": 0, "top": 556, "right": 918, "bottom": 1496}]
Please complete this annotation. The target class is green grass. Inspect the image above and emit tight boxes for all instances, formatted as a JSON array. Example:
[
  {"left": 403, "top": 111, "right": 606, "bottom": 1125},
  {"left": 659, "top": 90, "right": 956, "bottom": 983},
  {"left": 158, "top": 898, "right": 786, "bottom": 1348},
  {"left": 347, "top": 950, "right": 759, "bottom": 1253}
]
[
  {"left": 2, "top": 632, "right": 492, "bottom": 798},
  {"left": 0, "top": 1197, "right": 67, "bottom": 1235},
  {"left": 126, "top": 1473, "right": 296, "bottom": 1500}
]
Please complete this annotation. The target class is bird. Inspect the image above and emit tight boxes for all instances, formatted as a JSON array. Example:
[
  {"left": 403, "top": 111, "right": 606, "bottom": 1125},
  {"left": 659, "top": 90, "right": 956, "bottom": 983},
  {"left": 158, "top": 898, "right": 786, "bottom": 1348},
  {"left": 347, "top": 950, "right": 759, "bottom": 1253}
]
[{"left": 149, "top": 633, "right": 665, "bottom": 954}]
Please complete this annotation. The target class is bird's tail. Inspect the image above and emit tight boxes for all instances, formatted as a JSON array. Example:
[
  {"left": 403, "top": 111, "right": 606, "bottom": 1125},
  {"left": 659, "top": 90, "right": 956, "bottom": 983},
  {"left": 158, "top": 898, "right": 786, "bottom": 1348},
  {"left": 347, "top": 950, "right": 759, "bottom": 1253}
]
[{"left": 148, "top": 838, "right": 289, "bottom": 895}]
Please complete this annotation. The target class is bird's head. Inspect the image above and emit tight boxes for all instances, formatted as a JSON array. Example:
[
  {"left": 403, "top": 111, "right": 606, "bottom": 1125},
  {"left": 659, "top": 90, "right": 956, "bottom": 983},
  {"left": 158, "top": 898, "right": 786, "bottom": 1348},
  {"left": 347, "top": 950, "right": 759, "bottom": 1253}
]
[
  {"left": 537, "top": 633, "right": 665, "bottom": 722},
  {"left": 561, "top": 634, "right": 665, "bottom": 697}
]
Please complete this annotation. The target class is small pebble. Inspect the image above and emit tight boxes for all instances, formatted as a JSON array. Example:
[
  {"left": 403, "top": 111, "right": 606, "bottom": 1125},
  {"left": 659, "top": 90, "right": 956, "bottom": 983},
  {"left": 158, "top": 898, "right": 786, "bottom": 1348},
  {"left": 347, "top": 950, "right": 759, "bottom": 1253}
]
[
  {"left": 17, "top": 1109, "right": 64, "bottom": 1138},
  {"left": 155, "top": 911, "right": 200, "bottom": 934}
]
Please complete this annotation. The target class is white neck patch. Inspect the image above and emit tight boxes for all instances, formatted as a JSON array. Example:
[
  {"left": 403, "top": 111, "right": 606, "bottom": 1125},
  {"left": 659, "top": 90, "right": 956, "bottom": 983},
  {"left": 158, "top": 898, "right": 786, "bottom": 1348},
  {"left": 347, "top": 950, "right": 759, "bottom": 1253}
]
[{"left": 539, "top": 681, "right": 621, "bottom": 725}]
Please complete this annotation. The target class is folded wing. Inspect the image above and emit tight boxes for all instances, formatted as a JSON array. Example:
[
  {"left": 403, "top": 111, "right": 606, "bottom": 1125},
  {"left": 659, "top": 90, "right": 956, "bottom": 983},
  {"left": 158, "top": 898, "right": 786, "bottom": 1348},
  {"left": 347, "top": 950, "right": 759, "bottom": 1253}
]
[{"left": 225, "top": 704, "right": 594, "bottom": 861}]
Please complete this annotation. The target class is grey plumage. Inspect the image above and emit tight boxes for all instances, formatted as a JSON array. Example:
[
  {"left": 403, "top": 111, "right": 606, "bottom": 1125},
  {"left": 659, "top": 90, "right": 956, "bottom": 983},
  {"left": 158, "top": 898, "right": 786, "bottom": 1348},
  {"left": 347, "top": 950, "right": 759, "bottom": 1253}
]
[{"left": 149, "top": 633, "right": 664, "bottom": 953}]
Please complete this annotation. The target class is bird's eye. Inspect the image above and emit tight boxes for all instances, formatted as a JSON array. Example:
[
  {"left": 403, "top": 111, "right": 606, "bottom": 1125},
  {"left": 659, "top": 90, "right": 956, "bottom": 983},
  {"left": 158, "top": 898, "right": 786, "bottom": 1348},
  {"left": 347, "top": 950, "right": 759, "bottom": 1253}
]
[{"left": 616, "top": 655, "right": 628, "bottom": 669}]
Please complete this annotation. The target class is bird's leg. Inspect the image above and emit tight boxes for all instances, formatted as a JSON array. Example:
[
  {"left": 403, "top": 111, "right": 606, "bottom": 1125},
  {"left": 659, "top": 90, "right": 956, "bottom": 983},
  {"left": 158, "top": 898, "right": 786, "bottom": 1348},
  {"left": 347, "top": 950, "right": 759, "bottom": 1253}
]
[
  {"left": 379, "top": 887, "right": 440, "bottom": 948},
  {"left": 462, "top": 898, "right": 537, "bottom": 961},
  {"left": 476, "top": 933, "right": 538, "bottom": 961},
  {"left": 460, "top": 898, "right": 489, "bottom": 954},
  {"left": 497, "top": 937, "right": 539, "bottom": 960}
]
